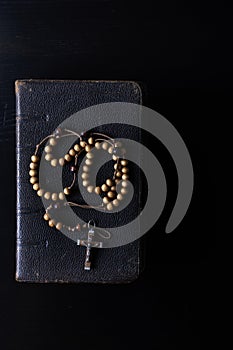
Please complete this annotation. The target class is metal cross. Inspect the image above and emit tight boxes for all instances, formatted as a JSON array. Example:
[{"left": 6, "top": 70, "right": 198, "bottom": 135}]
[{"left": 77, "top": 227, "right": 103, "bottom": 270}]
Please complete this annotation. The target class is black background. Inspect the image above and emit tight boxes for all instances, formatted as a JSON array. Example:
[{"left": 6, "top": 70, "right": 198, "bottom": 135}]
[{"left": 0, "top": 0, "right": 222, "bottom": 349}]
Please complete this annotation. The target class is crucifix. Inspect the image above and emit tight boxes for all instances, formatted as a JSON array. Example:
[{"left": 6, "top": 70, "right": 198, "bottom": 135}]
[{"left": 77, "top": 225, "right": 103, "bottom": 270}]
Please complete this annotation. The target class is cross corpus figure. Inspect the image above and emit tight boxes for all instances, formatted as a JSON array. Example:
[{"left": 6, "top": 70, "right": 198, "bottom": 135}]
[{"left": 77, "top": 227, "right": 103, "bottom": 270}]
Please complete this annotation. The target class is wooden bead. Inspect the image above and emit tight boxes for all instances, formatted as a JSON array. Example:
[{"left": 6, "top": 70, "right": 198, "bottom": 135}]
[
  {"left": 83, "top": 165, "right": 89, "bottom": 172},
  {"left": 85, "top": 145, "right": 92, "bottom": 152},
  {"left": 31, "top": 155, "right": 39, "bottom": 163},
  {"left": 102, "top": 142, "right": 108, "bottom": 150},
  {"left": 121, "top": 167, "right": 129, "bottom": 173},
  {"left": 44, "top": 213, "right": 50, "bottom": 221},
  {"left": 113, "top": 199, "right": 119, "bottom": 207},
  {"left": 44, "top": 146, "right": 52, "bottom": 153},
  {"left": 95, "top": 142, "right": 101, "bottom": 149},
  {"left": 30, "top": 177, "right": 38, "bottom": 184},
  {"left": 44, "top": 192, "right": 51, "bottom": 200},
  {"left": 117, "top": 193, "right": 123, "bottom": 201},
  {"left": 87, "top": 185, "right": 94, "bottom": 193},
  {"left": 29, "top": 169, "right": 37, "bottom": 177},
  {"left": 95, "top": 186, "right": 101, "bottom": 195},
  {"left": 121, "top": 181, "right": 128, "bottom": 188},
  {"left": 108, "top": 147, "right": 113, "bottom": 154},
  {"left": 69, "top": 148, "right": 76, "bottom": 156},
  {"left": 101, "top": 184, "right": 109, "bottom": 192},
  {"left": 76, "top": 224, "right": 81, "bottom": 231},
  {"left": 122, "top": 174, "right": 129, "bottom": 180},
  {"left": 30, "top": 162, "right": 38, "bottom": 170},
  {"left": 33, "top": 183, "right": 40, "bottom": 191},
  {"left": 49, "top": 138, "right": 57, "bottom": 146},
  {"left": 64, "top": 187, "right": 70, "bottom": 195},
  {"left": 64, "top": 154, "right": 72, "bottom": 162},
  {"left": 51, "top": 159, "right": 57, "bottom": 167},
  {"left": 103, "top": 196, "right": 110, "bottom": 204},
  {"left": 106, "top": 178, "right": 113, "bottom": 187},
  {"left": 115, "top": 179, "right": 120, "bottom": 184},
  {"left": 80, "top": 141, "right": 86, "bottom": 148},
  {"left": 106, "top": 203, "right": 113, "bottom": 211},
  {"left": 74, "top": 144, "right": 81, "bottom": 152},
  {"left": 48, "top": 219, "right": 55, "bottom": 227},
  {"left": 121, "top": 188, "right": 128, "bottom": 195},
  {"left": 59, "top": 158, "right": 65, "bottom": 166},
  {"left": 107, "top": 191, "right": 115, "bottom": 198},
  {"left": 88, "top": 137, "right": 94, "bottom": 145},
  {"left": 114, "top": 141, "right": 122, "bottom": 148},
  {"left": 111, "top": 186, "right": 116, "bottom": 191},
  {"left": 59, "top": 192, "right": 65, "bottom": 200},
  {"left": 56, "top": 222, "right": 63, "bottom": 230},
  {"left": 51, "top": 193, "right": 58, "bottom": 201},
  {"left": 112, "top": 155, "right": 118, "bottom": 161},
  {"left": 114, "top": 163, "right": 121, "bottom": 170},
  {"left": 37, "top": 189, "right": 44, "bottom": 197},
  {"left": 121, "top": 159, "right": 128, "bottom": 166},
  {"left": 81, "top": 172, "right": 89, "bottom": 180},
  {"left": 86, "top": 152, "right": 94, "bottom": 159},
  {"left": 82, "top": 180, "right": 89, "bottom": 187},
  {"left": 116, "top": 171, "right": 122, "bottom": 178},
  {"left": 85, "top": 159, "right": 92, "bottom": 165},
  {"left": 45, "top": 154, "right": 53, "bottom": 161}
]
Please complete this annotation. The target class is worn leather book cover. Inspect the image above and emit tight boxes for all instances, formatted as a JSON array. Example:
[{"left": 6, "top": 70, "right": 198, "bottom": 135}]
[{"left": 15, "top": 80, "right": 143, "bottom": 283}]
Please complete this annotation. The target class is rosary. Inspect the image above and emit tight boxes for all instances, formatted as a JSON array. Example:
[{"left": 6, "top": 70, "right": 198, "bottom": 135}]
[{"left": 29, "top": 128, "right": 129, "bottom": 270}]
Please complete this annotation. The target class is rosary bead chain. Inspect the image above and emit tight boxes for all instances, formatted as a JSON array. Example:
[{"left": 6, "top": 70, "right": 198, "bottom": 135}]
[
  {"left": 29, "top": 127, "right": 94, "bottom": 200},
  {"left": 30, "top": 128, "right": 129, "bottom": 213},
  {"left": 80, "top": 139, "right": 129, "bottom": 210},
  {"left": 44, "top": 129, "right": 87, "bottom": 167},
  {"left": 29, "top": 152, "right": 79, "bottom": 200},
  {"left": 43, "top": 203, "right": 84, "bottom": 232},
  {"left": 44, "top": 203, "right": 112, "bottom": 241}
]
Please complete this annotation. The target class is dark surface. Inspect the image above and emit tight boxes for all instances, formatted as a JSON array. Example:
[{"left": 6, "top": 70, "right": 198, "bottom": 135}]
[{"left": 0, "top": 0, "right": 221, "bottom": 349}]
